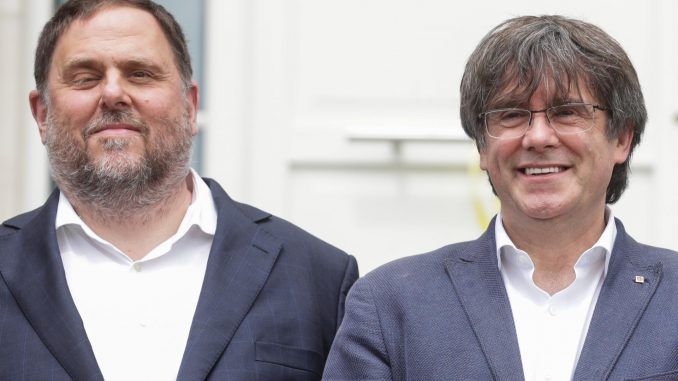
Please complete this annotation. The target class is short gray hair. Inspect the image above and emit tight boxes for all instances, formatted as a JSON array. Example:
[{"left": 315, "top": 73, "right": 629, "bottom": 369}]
[
  {"left": 34, "top": 0, "right": 192, "bottom": 97},
  {"left": 460, "top": 15, "right": 646, "bottom": 204}
]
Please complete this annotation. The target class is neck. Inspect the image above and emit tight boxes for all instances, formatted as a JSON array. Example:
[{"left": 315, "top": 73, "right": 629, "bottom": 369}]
[
  {"left": 501, "top": 206, "right": 607, "bottom": 295},
  {"left": 66, "top": 174, "right": 194, "bottom": 261}
]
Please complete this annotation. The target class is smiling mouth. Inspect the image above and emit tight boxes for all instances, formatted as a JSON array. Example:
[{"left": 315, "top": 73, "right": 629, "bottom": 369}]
[
  {"left": 96, "top": 124, "right": 140, "bottom": 133},
  {"left": 522, "top": 167, "right": 566, "bottom": 176},
  {"left": 85, "top": 124, "right": 142, "bottom": 139}
]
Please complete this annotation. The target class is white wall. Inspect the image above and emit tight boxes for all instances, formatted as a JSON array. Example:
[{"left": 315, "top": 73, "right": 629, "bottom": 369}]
[
  {"left": 201, "top": 0, "right": 678, "bottom": 272},
  {"left": 2, "top": 1, "right": 677, "bottom": 269},
  {"left": 0, "top": 0, "right": 50, "bottom": 221},
  {"left": 0, "top": 0, "right": 22, "bottom": 219}
]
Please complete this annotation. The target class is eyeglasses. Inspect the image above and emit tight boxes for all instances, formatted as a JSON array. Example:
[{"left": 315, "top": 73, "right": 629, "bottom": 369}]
[{"left": 479, "top": 103, "right": 608, "bottom": 140}]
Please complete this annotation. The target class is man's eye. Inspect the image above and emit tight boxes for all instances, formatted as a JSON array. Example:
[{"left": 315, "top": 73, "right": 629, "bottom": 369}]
[
  {"left": 499, "top": 110, "right": 528, "bottom": 121},
  {"left": 72, "top": 76, "right": 98, "bottom": 86},
  {"left": 131, "top": 71, "right": 152, "bottom": 79},
  {"left": 553, "top": 108, "right": 576, "bottom": 117}
]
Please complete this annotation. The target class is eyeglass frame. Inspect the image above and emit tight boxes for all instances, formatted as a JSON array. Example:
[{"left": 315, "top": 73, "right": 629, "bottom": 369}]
[{"left": 478, "top": 103, "right": 608, "bottom": 140}]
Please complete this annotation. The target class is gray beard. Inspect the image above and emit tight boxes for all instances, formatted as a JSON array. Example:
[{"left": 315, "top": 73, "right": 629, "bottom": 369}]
[{"left": 45, "top": 108, "right": 193, "bottom": 224}]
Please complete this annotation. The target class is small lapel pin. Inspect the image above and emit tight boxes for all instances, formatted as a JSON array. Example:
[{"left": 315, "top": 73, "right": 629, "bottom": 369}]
[{"left": 634, "top": 275, "right": 645, "bottom": 284}]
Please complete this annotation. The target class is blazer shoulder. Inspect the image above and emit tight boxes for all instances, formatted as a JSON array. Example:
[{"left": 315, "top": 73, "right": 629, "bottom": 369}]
[
  {"left": 615, "top": 224, "right": 678, "bottom": 269},
  {"left": 359, "top": 239, "right": 479, "bottom": 290},
  {"left": 374, "top": 238, "right": 483, "bottom": 272},
  {"left": 635, "top": 242, "right": 678, "bottom": 269},
  {"left": 234, "top": 200, "right": 352, "bottom": 264},
  {"left": 1, "top": 189, "right": 59, "bottom": 239},
  {"left": 342, "top": 240, "right": 487, "bottom": 336},
  {"left": 205, "top": 177, "right": 349, "bottom": 259},
  {"left": 615, "top": 218, "right": 677, "bottom": 261},
  {"left": 0, "top": 207, "right": 44, "bottom": 237}
]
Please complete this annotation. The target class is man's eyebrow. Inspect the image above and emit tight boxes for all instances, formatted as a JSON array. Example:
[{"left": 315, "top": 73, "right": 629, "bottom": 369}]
[
  {"left": 486, "top": 95, "right": 524, "bottom": 110},
  {"left": 485, "top": 94, "right": 589, "bottom": 110},
  {"left": 61, "top": 57, "right": 166, "bottom": 72},
  {"left": 118, "top": 58, "right": 167, "bottom": 72},
  {"left": 557, "top": 97, "right": 586, "bottom": 104},
  {"left": 61, "top": 57, "right": 103, "bottom": 72}
]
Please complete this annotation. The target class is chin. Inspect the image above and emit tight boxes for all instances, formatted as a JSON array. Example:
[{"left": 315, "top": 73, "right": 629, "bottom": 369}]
[
  {"left": 515, "top": 197, "right": 570, "bottom": 220},
  {"left": 90, "top": 141, "right": 144, "bottom": 157},
  {"left": 91, "top": 151, "right": 145, "bottom": 171},
  {"left": 523, "top": 209, "right": 562, "bottom": 220}
]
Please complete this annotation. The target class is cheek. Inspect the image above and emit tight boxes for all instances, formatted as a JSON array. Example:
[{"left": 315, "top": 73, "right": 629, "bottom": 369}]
[
  {"left": 480, "top": 142, "right": 515, "bottom": 172},
  {"left": 51, "top": 92, "right": 99, "bottom": 126},
  {"left": 138, "top": 96, "right": 177, "bottom": 120}
]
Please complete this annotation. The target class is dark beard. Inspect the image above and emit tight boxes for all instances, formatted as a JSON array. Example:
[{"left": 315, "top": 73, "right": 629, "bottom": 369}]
[{"left": 45, "top": 108, "right": 193, "bottom": 223}]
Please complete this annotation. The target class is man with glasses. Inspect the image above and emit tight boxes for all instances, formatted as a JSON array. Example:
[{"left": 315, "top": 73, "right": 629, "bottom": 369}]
[{"left": 324, "top": 15, "right": 678, "bottom": 380}]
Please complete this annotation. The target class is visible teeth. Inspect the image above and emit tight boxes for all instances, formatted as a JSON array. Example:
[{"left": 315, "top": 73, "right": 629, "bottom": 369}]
[{"left": 524, "top": 167, "right": 562, "bottom": 175}]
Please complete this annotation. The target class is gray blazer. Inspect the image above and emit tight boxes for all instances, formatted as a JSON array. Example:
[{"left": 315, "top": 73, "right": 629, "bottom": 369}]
[{"left": 323, "top": 218, "right": 678, "bottom": 380}]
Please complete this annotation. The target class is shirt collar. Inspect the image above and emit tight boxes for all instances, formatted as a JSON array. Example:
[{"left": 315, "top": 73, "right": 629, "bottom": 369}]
[
  {"left": 494, "top": 207, "right": 616, "bottom": 275},
  {"left": 186, "top": 168, "right": 218, "bottom": 236},
  {"left": 55, "top": 168, "right": 218, "bottom": 255}
]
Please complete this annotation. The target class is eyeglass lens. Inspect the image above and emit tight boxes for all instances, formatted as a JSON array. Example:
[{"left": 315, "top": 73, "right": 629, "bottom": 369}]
[{"left": 485, "top": 104, "right": 596, "bottom": 139}]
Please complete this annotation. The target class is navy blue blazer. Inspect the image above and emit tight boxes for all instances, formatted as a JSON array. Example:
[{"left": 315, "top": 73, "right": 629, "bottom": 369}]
[
  {"left": 323, "top": 218, "right": 678, "bottom": 380},
  {"left": 0, "top": 179, "right": 358, "bottom": 380}
]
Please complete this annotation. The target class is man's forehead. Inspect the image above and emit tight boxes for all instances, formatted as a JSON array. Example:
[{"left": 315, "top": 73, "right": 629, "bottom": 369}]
[
  {"left": 50, "top": 5, "right": 175, "bottom": 70},
  {"left": 55, "top": 5, "right": 170, "bottom": 54},
  {"left": 68, "top": 5, "right": 159, "bottom": 34},
  {"left": 487, "top": 76, "right": 595, "bottom": 108},
  {"left": 61, "top": 55, "right": 165, "bottom": 72}
]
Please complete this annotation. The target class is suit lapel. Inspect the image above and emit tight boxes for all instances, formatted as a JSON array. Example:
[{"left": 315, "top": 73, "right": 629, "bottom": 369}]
[
  {"left": 573, "top": 220, "right": 662, "bottom": 380},
  {"left": 444, "top": 220, "right": 525, "bottom": 380},
  {"left": 177, "top": 181, "right": 282, "bottom": 381},
  {"left": 0, "top": 190, "right": 103, "bottom": 380}
]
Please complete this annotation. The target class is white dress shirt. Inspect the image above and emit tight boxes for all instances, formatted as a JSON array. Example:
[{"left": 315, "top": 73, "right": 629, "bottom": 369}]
[
  {"left": 56, "top": 169, "right": 217, "bottom": 381},
  {"left": 495, "top": 209, "right": 616, "bottom": 381}
]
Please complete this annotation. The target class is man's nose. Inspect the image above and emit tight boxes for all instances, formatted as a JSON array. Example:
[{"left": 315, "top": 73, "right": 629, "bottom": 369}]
[
  {"left": 100, "top": 72, "right": 131, "bottom": 110},
  {"left": 522, "top": 111, "right": 559, "bottom": 150}
]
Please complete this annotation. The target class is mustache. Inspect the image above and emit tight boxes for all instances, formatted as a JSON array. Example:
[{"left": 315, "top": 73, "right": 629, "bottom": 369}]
[{"left": 82, "top": 110, "right": 149, "bottom": 140}]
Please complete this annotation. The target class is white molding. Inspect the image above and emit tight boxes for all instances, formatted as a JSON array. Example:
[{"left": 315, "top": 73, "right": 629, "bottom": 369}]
[
  {"left": 20, "top": 0, "right": 52, "bottom": 213},
  {"left": 0, "top": 0, "right": 20, "bottom": 14},
  {"left": 0, "top": 0, "right": 51, "bottom": 220},
  {"left": 653, "top": 0, "right": 678, "bottom": 249},
  {"left": 203, "top": 0, "right": 252, "bottom": 201}
]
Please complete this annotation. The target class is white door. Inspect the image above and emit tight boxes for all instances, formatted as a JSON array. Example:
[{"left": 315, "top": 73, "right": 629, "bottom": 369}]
[{"left": 205, "top": 0, "right": 678, "bottom": 273}]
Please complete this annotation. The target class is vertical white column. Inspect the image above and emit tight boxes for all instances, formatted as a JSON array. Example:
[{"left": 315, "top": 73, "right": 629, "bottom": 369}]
[
  {"left": 203, "top": 0, "right": 253, "bottom": 201},
  {"left": 247, "top": 0, "right": 292, "bottom": 215},
  {"left": 0, "top": 0, "right": 22, "bottom": 220},
  {"left": 19, "top": 0, "right": 52, "bottom": 214},
  {"left": 0, "top": 0, "right": 52, "bottom": 221},
  {"left": 655, "top": 0, "right": 678, "bottom": 250}
]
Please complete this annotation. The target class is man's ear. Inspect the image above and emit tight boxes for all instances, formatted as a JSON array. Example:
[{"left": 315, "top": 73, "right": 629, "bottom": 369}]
[
  {"left": 613, "top": 127, "right": 634, "bottom": 164},
  {"left": 479, "top": 146, "right": 488, "bottom": 170},
  {"left": 186, "top": 81, "right": 199, "bottom": 136},
  {"left": 29, "top": 90, "right": 49, "bottom": 144}
]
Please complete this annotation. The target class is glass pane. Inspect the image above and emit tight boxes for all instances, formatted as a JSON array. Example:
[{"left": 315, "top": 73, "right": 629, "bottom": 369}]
[
  {"left": 155, "top": 0, "right": 205, "bottom": 94},
  {"left": 158, "top": 0, "right": 206, "bottom": 172}
]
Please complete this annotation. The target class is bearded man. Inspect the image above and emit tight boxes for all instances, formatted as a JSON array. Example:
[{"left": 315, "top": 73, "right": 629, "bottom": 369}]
[{"left": 0, "top": 1, "right": 357, "bottom": 380}]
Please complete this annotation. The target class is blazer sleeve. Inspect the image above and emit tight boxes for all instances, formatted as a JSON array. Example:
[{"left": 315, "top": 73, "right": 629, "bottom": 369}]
[
  {"left": 336, "top": 255, "right": 359, "bottom": 329},
  {"left": 323, "top": 277, "right": 393, "bottom": 381}
]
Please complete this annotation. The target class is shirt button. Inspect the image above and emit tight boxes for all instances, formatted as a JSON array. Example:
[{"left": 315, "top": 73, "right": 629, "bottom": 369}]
[
  {"left": 548, "top": 305, "right": 558, "bottom": 316},
  {"left": 132, "top": 263, "right": 142, "bottom": 272}
]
